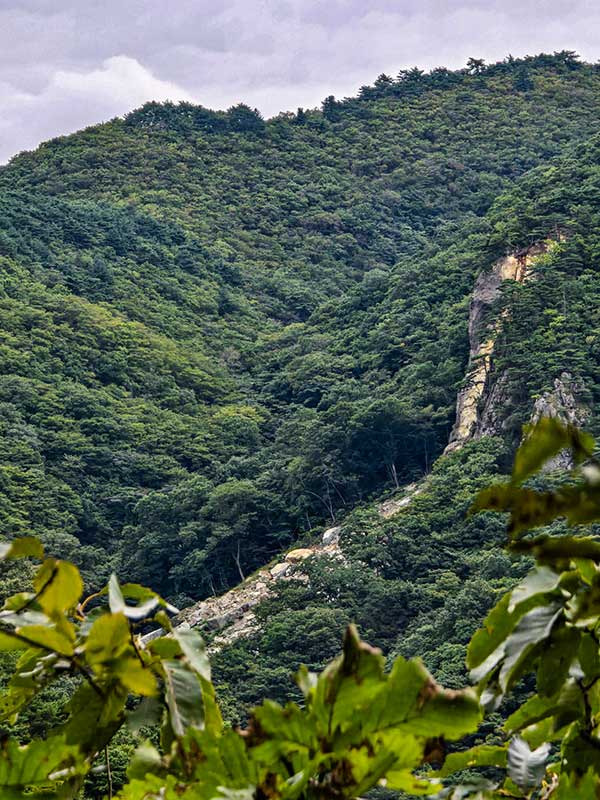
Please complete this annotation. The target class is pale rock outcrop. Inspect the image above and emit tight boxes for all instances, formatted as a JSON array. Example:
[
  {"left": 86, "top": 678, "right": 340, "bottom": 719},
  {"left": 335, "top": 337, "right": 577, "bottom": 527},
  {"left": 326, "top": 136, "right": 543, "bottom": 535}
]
[
  {"left": 150, "top": 525, "right": 345, "bottom": 651},
  {"left": 322, "top": 526, "right": 341, "bottom": 546},
  {"left": 529, "top": 372, "right": 589, "bottom": 469},
  {"left": 270, "top": 562, "right": 290, "bottom": 579},
  {"left": 378, "top": 482, "right": 424, "bottom": 518},
  {"left": 285, "top": 548, "right": 314, "bottom": 563},
  {"left": 445, "top": 240, "right": 560, "bottom": 452}
]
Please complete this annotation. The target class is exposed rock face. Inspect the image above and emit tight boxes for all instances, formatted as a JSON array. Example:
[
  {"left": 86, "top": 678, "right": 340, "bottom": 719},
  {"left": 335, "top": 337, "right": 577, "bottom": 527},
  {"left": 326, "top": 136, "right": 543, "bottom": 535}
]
[
  {"left": 285, "top": 548, "right": 314, "bottom": 563},
  {"left": 322, "top": 526, "right": 341, "bottom": 546},
  {"left": 154, "top": 529, "right": 344, "bottom": 651},
  {"left": 378, "top": 482, "right": 424, "bottom": 518},
  {"left": 154, "top": 242, "right": 577, "bottom": 651},
  {"left": 445, "top": 240, "right": 558, "bottom": 452},
  {"left": 529, "top": 372, "right": 589, "bottom": 469}
]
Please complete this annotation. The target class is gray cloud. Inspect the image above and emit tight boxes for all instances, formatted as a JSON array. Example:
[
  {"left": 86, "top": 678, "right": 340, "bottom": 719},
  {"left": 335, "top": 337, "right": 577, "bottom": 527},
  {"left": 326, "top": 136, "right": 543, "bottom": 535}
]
[{"left": 1, "top": 0, "right": 600, "bottom": 163}]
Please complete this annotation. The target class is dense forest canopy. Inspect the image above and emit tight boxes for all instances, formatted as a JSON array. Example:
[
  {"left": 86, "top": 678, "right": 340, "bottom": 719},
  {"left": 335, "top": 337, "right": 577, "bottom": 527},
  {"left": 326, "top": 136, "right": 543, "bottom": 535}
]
[
  {"left": 1, "top": 51, "right": 600, "bottom": 603},
  {"left": 2, "top": 420, "right": 600, "bottom": 798},
  {"left": 5, "top": 55, "right": 600, "bottom": 792}
]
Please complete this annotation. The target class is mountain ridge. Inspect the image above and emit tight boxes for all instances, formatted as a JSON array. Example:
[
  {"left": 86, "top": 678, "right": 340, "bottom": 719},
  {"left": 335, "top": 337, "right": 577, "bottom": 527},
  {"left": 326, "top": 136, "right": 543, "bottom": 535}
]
[{"left": 3, "top": 51, "right": 600, "bottom": 719}]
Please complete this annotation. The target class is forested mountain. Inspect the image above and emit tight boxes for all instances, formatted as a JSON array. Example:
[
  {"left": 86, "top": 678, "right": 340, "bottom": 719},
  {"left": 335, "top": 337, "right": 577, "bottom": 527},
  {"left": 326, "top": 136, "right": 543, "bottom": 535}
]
[{"left": 3, "top": 51, "right": 600, "bottom": 733}]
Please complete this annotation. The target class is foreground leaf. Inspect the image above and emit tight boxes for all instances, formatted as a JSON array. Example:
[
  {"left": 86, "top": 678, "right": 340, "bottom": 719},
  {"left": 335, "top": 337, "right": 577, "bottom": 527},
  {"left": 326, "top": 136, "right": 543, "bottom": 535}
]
[{"left": 507, "top": 735, "right": 550, "bottom": 790}]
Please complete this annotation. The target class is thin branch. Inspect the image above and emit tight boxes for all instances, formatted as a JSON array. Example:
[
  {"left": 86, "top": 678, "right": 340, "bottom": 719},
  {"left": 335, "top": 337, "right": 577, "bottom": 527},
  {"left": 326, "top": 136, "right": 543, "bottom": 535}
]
[{"left": 105, "top": 746, "right": 113, "bottom": 800}]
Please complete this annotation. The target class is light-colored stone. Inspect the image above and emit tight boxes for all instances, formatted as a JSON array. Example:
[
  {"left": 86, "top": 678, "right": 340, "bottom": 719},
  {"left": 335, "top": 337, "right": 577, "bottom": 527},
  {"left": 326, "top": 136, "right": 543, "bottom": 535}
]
[
  {"left": 144, "top": 514, "right": 345, "bottom": 651},
  {"left": 322, "top": 526, "right": 341, "bottom": 546},
  {"left": 285, "top": 548, "right": 314, "bottom": 563},
  {"left": 270, "top": 562, "right": 290, "bottom": 579},
  {"left": 378, "top": 482, "right": 425, "bottom": 518},
  {"left": 529, "top": 372, "right": 589, "bottom": 470}
]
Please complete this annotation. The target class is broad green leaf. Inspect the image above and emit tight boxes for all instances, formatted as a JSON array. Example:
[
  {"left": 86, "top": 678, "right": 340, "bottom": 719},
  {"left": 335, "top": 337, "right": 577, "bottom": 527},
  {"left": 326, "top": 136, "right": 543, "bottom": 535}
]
[
  {"left": 367, "top": 656, "right": 428, "bottom": 730},
  {"left": 153, "top": 609, "right": 174, "bottom": 632},
  {"left": 507, "top": 735, "right": 550, "bottom": 790},
  {"left": 499, "top": 604, "right": 562, "bottom": 692},
  {"left": 384, "top": 768, "right": 438, "bottom": 795},
  {"left": 173, "top": 627, "right": 211, "bottom": 680},
  {"left": 163, "top": 659, "right": 205, "bottom": 737},
  {"left": 183, "top": 727, "right": 256, "bottom": 791},
  {"left": 468, "top": 593, "right": 527, "bottom": 673},
  {"left": 399, "top": 687, "right": 481, "bottom": 739},
  {"left": 0, "top": 537, "right": 44, "bottom": 561},
  {"left": 148, "top": 637, "right": 181, "bottom": 659},
  {"left": 295, "top": 664, "right": 317, "bottom": 696},
  {"left": 536, "top": 625, "right": 579, "bottom": 697},
  {"left": 119, "top": 583, "right": 158, "bottom": 601},
  {"left": 15, "top": 624, "right": 74, "bottom": 656},
  {"left": 116, "top": 657, "right": 157, "bottom": 696},
  {"left": 439, "top": 744, "right": 507, "bottom": 777},
  {"left": 63, "top": 684, "right": 125, "bottom": 752},
  {"left": 118, "top": 774, "right": 181, "bottom": 800},
  {"left": 504, "top": 680, "right": 582, "bottom": 734},
  {"left": 0, "top": 736, "right": 79, "bottom": 787},
  {"left": 311, "top": 624, "right": 386, "bottom": 734},
  {"left": 120, "top": 583, "right": 179, "bottom": 615},
  {"left": 0, "top": 631, "right": 28, "bottom": 651},
  {"left": 579, "top": 632, "right": 600, "bottom": 679},
  {"left": 0, "top": 684, "right": 38, "bottom": 723},
  {"left": 126, "top": 740, "right": 163, "bottom": 781},
  {"left": 508, "top": 566, "right": 561, "bottom": 612},
  {"left": 251, "top": 699, "right": 317, "bottom": 753},
  {"left": 85, "top": 612, "right": 130, "bottom": 664},
  {"left": 520, "top": 717, "right": 557, "bottom": 750},
  {"left": 107, "top": 575, "right": 162, "bottom": 619},
  {"left": 127, "top": 696, "right": 163, "bottom": 734},
  {"left": 562, "top": 728, "right": 600, "bottom": 776},
  {"left": 198, "top": 673, "right": 223, "bottom": 735},
  {"left": 555, "top": 769, "right": 599, "bottom": 798},
  {"left": 348, "top": 744, "right": 413, "bottom": 796},
  {"left": 34, "top": 559, "right": 83, "bottom": 616},
  {"left": 574, "top": 558, "right": 598, "bottom": 585},
  {"left": 3, "top": 592, "right": 35, "bottom": 611}
]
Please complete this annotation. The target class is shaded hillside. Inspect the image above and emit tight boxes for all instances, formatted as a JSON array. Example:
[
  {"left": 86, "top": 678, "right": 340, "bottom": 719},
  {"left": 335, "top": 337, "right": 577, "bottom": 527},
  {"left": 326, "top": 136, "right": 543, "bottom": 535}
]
[
  {"left": 212, "top": 132, "right": 600, "bottom": 716},
  {"left": 1, "top": 52, "right": 600, "bottom": 606}
]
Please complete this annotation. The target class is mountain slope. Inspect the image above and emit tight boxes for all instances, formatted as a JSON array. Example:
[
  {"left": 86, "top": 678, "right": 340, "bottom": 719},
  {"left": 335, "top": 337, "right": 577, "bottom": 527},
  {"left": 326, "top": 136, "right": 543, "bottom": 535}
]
[
  {"left": 0, "top": 51, "right": 599, "bottom": 609},
  {"left": 210, "top": 130, "right": 600, "bottom": 716}
]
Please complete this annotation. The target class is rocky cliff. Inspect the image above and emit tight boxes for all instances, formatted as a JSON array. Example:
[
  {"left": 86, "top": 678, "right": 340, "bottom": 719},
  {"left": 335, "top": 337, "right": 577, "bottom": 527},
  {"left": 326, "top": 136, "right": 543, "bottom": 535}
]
[
  {"left": 445, "top": 240, "right": 559, "bottom": 452},
  {"left": 529, "top": 372, "right": 589, "bottom": 469}
]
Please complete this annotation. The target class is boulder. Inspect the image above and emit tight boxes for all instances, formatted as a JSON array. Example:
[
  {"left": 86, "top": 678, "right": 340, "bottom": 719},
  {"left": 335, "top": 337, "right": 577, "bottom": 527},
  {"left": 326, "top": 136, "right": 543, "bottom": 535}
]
[
  {"left": 270, "top": 562, "right": 290, "bottom": 579},
  {"left": 285, "top": 548, "right": 313, "bottom": 563},
  {"left": 322, "top": 526, "right": 341, "bottom": 546}
]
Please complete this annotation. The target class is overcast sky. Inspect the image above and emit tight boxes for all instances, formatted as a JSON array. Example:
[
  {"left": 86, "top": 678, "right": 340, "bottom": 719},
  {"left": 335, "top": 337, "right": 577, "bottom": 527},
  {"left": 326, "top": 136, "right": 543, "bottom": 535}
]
[{"left": 1, "top": 0, "right": 600, "bottom": 163}]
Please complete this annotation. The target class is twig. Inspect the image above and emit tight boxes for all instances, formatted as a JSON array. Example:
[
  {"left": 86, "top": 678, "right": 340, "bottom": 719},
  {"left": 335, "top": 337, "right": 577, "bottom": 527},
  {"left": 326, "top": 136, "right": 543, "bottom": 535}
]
[{"left": 105, "top": 746, "right": 113, "bottom": 799}]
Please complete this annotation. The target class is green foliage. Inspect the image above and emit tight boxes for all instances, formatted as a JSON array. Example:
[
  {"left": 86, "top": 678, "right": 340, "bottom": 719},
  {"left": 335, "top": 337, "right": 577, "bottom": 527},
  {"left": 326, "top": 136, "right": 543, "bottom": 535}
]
[
  {"left": 5, "top": 50, "right": 600, "bottom": 798},
  {"left": 459, "top": 419, "right": 600, "bottom": 794},
  {"left": 0, "top": 540, "right": 481, "bottom": 799},
  {"left": 5, "top": 421, "right": 600, "bottom": 797},
  {"left": 3, "top": 53, "right": 600, "bottom": 604},
  {"left": 212, "top": 437, "right": 510, "bottom": 721}
]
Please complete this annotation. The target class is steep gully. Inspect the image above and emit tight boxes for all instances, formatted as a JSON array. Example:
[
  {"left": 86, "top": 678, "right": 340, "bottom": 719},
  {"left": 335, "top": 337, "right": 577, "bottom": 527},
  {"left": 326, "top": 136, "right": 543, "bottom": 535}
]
[{"left": 149, "top": 238, "right": 585, "bottom": 649}]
